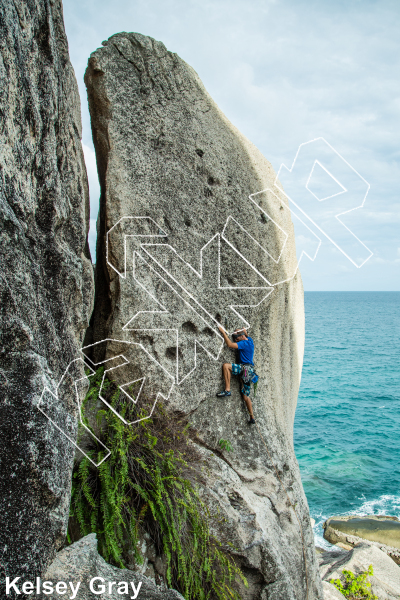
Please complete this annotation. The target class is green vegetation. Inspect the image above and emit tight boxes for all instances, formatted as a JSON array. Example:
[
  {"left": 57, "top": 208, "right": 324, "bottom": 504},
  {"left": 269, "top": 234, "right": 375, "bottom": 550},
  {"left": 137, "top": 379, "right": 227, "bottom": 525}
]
[
  {"left": 253, "top": 381, "right": 258, "bottom": 398},
  {"left": 68, "top": 367, "right": 246, "bottom": 600},
  {"left": 218, "top": 439, "right": 232, "bottom": 452},
  {"left": 330, "top": 565, "right": 377, "bottom": 599}
]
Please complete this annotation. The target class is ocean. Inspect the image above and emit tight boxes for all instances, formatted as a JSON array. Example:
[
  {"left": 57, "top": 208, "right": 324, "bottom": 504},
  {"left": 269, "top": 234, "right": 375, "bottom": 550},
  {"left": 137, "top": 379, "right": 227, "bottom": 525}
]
[{"left": 293, "top": 292, "right": 400, "bottom": 548}]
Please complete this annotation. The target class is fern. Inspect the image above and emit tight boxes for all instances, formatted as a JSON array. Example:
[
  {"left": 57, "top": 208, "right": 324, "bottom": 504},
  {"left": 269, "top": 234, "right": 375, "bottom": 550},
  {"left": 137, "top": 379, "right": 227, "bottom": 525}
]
[{"left": 69, "top": 367, "right": 247, "bottom": 599}]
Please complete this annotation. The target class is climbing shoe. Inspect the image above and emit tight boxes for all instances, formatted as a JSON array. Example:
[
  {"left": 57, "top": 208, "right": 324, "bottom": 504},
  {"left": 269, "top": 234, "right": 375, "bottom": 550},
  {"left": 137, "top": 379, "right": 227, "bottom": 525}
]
[
  {"left": 216, "top": 390, "right": 231, "bottom": 397},
  {"left": 248, "top": 417, "right": 256, "bottom": 425}
]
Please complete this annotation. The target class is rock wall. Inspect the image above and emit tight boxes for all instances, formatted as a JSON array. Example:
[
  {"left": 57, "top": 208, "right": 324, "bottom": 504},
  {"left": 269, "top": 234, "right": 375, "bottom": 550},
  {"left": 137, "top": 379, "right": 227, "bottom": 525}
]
[
  {"left": 40, "top": 534, "right": 185, "bottom": 600},
  {"left": 85, "top": 32, "right": 322, "bottom": 600},
  {"left": 0, "top": 0, "right": 94, "bottom": 584}
]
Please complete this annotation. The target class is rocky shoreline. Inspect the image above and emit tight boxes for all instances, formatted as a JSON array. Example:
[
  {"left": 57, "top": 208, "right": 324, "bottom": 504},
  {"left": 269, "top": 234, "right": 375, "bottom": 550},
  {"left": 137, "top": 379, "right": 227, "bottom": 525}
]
[
  {"left": 316, "top": 514, "right": 400, "bottom": 599},
  {"left": 28, "top": 512, "right": 400, "bottom": 599}
]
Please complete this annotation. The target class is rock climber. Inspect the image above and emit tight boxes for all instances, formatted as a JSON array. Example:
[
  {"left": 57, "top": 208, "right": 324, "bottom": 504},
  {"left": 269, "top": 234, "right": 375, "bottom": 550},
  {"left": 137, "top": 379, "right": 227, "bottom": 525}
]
[{"left": 216, "top": 326, "right": 257, "bottom": 425}]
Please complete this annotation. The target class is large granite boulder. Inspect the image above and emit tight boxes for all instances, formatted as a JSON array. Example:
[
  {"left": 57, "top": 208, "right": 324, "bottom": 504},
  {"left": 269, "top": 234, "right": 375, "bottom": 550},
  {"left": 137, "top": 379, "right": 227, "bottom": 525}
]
[
  {"left": 84, "top": 32, "right": 322, "bottom": 599},
  {"left": 39, "top": 534, "right": 184, "bottom": 600},
  {"left": 320, "top": 542, "right": 400, "bottom": 600},
  {"left": 321, "top": 581, "right": 346, "bottom": 599},
  {"left": 0, "top": 0, "right": 94, "bottom": 585},
  {"left": 324, "top": 515, "right": 400, "bottom": 564}
]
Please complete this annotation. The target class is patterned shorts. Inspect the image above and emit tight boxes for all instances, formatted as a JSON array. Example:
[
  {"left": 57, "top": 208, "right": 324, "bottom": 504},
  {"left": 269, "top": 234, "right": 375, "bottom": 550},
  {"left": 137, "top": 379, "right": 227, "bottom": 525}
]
[{"left": 231, "top": 363, "right": 252, "bottom": 397}]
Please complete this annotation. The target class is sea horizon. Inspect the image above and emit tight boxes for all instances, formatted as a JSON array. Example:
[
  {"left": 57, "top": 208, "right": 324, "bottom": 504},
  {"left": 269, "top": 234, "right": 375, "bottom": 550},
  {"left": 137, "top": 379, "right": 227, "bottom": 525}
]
[{"left": 294, "top": 290, "right": 400, "bottom": 548}]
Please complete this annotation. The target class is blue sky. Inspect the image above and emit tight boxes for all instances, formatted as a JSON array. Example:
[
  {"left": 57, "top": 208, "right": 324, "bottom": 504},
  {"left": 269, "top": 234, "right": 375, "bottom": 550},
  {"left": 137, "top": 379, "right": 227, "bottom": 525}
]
[{"left": 64, "top": 0, "right": 400, "bottom": 290}]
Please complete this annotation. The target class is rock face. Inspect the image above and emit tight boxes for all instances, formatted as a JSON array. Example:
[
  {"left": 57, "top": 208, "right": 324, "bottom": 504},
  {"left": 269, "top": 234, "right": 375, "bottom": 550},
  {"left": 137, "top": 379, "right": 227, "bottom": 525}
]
[
  {"left": 41, "top": 534, "right": 184, "bottom": 600},
  {"left": 84, "top": 32, "right": 322, "bottom": 599},
  {"left": 321, "top": 581, "right": 346, "bottom": 600},
  {"left": 319, "top": 543, "right": 400, "bottom": 600},
  {"left": 324, "top": 515, "right": 400, "bottom": 564},
  {"left": 0, "top": 0, "right": 94, "bottom": 585}
]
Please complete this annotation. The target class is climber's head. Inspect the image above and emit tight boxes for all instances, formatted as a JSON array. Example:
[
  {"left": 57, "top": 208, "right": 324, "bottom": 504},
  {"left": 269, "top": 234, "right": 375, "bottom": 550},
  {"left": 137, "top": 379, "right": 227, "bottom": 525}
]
[{"left": 232, "top": 328, "right": 247, "bottom": 342}]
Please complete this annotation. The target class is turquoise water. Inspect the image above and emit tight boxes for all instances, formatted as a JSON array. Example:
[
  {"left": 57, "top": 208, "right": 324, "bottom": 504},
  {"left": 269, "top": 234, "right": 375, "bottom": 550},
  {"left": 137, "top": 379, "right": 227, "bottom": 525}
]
[{"left": 293, "top": 292, "right": 400, "bottom": 548}]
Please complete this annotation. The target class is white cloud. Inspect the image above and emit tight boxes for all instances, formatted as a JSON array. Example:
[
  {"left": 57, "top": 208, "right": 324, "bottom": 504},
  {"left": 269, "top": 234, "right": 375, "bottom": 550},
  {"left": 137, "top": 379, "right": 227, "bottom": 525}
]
[
  {"left": 82, "top": 143, "right": 101, "bottom": 257},
  {"left": 82, "top": 143, "right": 100, "bottom": 213},
  {"left": 88, "top": 219, "right": 97, "bottom": 263},
  {"left": 64, "top": 0, "right": 400, "bottom": 290}
]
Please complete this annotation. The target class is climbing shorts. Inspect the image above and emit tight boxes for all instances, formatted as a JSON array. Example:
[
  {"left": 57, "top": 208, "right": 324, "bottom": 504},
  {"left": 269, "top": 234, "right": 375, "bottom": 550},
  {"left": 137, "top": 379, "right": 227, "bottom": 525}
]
[{"left": 231, "top": 363, "right": 253, "bottom": 397}]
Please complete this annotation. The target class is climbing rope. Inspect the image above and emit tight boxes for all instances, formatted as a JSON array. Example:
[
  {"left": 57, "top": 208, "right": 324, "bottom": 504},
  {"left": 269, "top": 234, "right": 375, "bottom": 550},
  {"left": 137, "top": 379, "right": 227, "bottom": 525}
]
[{"left": 254, "top": 421, "right": 309, "bottom": 600}]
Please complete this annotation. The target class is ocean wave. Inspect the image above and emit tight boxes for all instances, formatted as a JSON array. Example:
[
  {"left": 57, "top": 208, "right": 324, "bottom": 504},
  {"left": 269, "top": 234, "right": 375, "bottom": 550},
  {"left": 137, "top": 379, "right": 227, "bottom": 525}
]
[
  {"left": 313, "top": 531, "right": 333, "bottom": 550},
  {"left": 310, "top": 494, "right": 400, "bottom": 551},
  {"left": 355, "top": 494, "right": 400, "bottom": 517}
]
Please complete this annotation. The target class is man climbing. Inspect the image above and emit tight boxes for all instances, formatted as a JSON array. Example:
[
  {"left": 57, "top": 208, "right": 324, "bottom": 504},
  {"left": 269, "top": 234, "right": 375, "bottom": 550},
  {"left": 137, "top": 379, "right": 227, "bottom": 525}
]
[{"left": 216, "top": 326, "right": 256, "bottom": 425}]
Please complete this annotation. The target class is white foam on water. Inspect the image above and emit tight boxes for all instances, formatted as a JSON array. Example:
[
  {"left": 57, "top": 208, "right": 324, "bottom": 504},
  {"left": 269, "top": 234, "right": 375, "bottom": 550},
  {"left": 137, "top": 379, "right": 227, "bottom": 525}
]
[
  {"left": 314, "top": 530, "right": 333, "bottom": 550},
  {"left": 311, "top": 509, "right": 337, "bottom": 550},
  {"left": 355, "top": 494, "right": 400, "bottom": 517},
  {"left": 310, "top": 494, "right": 400, "bottom": 550}
]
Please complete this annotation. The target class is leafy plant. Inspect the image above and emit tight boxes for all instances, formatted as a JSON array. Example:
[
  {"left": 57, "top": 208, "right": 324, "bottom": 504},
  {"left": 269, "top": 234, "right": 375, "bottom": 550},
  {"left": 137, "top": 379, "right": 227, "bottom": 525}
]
[
  {"left": 68, "top": 367, "right": 247, "bottom": 600},
  {"left": 330, "top": 565, "right": 377, "bottom": 599},
  {"left": 218, "top": 439, "right": 233, "bottom": 452}
]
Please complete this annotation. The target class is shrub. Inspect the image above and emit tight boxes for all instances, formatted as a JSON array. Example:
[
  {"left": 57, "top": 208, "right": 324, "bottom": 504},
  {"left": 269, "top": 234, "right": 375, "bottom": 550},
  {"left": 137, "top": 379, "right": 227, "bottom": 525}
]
[
  {"left": 218, "top": 439, "right": 232, "bottom": 452},
  {"left": 330, "top": 564, "right": 377, "bottom": 599}
]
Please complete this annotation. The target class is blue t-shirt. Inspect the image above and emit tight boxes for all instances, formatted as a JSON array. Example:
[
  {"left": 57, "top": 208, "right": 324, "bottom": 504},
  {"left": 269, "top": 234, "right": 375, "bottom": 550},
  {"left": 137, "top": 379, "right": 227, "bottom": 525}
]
[{"left": 236, "top": 337, "right": 254, "bottom": 365}]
